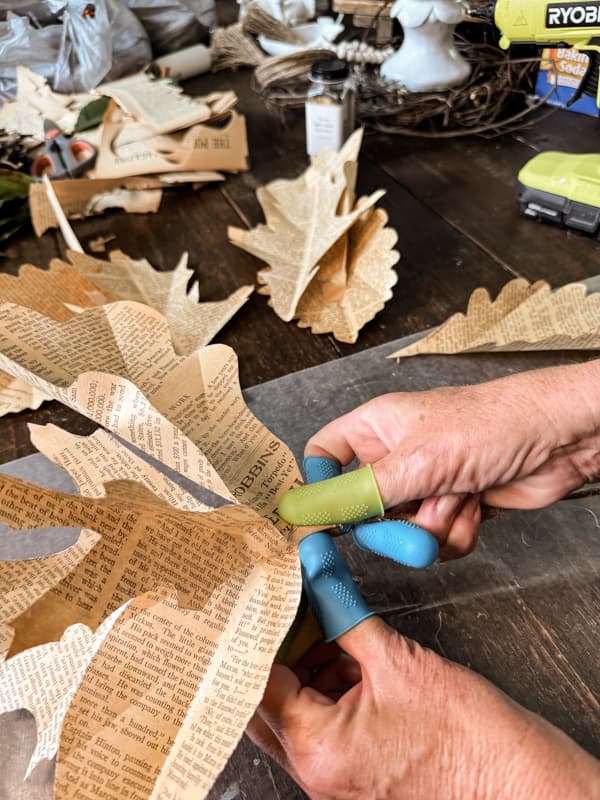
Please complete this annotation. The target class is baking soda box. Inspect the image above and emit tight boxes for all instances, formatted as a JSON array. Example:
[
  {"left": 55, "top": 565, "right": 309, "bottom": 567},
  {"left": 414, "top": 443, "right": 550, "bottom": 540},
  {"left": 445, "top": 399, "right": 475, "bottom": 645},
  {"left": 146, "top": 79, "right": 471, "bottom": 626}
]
[{"left": 535, "top": 47, "right": 600, "bottom": 117}]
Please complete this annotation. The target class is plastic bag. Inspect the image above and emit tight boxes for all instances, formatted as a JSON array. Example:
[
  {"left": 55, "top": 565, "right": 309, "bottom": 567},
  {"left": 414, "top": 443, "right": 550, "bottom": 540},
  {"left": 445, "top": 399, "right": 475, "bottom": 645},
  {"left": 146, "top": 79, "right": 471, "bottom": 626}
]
[
  {"left": 53, "top": 0, "right": 151, "bottom": 92},
  {"left": 123, "top": 0, "right": 214, "bottom": 57},
  {"left": 0, "top": 14, "right": 61, "bottom": 99},
  {"left": 0, "top": 0, "right": 151, "bottom": 100}
]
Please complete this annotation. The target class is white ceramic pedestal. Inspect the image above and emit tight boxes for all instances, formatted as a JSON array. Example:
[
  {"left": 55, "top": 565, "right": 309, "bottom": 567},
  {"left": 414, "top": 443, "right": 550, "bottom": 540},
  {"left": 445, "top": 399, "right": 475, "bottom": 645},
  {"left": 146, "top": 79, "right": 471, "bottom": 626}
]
[{"left": 381, "top": 0, "right": 471, "bottom": 92}]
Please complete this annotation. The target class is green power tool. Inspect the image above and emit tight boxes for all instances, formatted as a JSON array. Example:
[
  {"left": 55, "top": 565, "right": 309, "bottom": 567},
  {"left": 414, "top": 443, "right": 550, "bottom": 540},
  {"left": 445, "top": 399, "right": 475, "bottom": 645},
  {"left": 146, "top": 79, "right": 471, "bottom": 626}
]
[{"left": 474, "top": 0, "right": 600, "bottom": 235}]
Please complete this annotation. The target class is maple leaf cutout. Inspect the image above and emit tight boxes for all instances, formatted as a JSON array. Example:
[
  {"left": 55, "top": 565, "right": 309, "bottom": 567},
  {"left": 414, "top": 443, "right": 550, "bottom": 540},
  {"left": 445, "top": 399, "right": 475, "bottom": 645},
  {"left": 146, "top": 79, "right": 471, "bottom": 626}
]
[
  {"left": 228, "top": 129, "right": 384, "bottom": 321},
  {"left": 296, "top": 204, "right": 399, "bottom": 343},
  {"left": 67, "top": 249, "right": 253, "bottom": 354},
  {"left": 389, "top": 278, "right": 600, "bottom": 358}
]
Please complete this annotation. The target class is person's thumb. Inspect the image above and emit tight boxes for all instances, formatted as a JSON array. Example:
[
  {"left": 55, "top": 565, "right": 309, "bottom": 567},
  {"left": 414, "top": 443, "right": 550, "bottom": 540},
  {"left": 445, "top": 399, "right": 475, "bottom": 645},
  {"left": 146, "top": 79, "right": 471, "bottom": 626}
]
[{"left": 336, "top": 616, "right": 399, "bottom": 673}]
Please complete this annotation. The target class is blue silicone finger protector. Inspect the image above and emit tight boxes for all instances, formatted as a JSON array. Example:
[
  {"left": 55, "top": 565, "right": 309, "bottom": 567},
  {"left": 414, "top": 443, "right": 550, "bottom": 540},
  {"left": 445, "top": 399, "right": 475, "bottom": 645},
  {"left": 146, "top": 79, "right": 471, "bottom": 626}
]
[{"left": 299, "top": 456, "right": 374, "bottom": 641}]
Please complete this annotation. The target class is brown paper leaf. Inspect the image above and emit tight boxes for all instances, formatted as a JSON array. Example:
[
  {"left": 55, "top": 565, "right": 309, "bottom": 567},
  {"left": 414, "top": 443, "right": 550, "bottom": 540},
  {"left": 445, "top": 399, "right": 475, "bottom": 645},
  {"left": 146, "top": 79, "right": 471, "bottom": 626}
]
[
  {"left": 0, "top": 260, "right": 114, "bottom": 319},
  {"left": 0, "top": 260, "right": 114, "bottom": 415},
  {"left": 228, "top": 129, "right": 385, "bottom": 321},
  {"left": 296, "top": 205, "right": 399, "bottom": 343},
  {"left": 389, "top": 278, "right": 600, "bottom": 358},
  {"left": 67, "top": 250, "right": 253, "bottom": 354},
  {"left": 94, "top": 102, "right": 249, "bottom": 179}
]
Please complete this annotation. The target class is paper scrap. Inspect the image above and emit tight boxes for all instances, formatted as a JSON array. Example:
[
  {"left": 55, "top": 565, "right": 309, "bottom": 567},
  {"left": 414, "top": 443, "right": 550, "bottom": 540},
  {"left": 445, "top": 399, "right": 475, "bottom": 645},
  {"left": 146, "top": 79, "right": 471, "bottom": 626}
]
[
  {"left": 0, "top": 67, "right": 94, "bottom": 146},
  {"left": 29, "top": 178, "right": 164, "bottom": 237},
  {"left": 67, "top": 250, "right": 253, "bottom": 354},
  {"left": 29, "top": 173, "right": 225, "bottom": 236},
  {"left": 389, "top": 278, "right": 600, "bottom": 358},
  {"left": 95, "top": 104, "right": 249, "bottom": 179},
  {"left": 97, "top": 72, "right": 238, "bottom": 134},
  {"left": 228, "top": 129, "right": 388, "bottom": 325}
]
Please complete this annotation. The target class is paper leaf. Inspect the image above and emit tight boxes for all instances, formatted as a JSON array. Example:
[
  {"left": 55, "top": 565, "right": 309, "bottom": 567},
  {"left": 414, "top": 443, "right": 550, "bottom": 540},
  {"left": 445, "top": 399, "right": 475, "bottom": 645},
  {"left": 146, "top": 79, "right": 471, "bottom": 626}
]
[
  {"left": 228, "top": 129, "right": 385, "bottom": 321},
  {"left": 0, "top": 260, "right": 114, "bottom": 416},
  {"left": 56, "top": 579, "right": 299, "bottom": 799},
  {"left": 296, "top": 205, "right": 400, "bottom": 343},
  {"left": 0, "top": 608, "right": 124, "bottom": 773},
  {"left": 0, "top": 260, "right": 114, "bottom": 320},
  {"left": 67, "top": 250, "right": 253, "bottom": 354},
  {"left": 389, "top": 278, "right": 600, "bottom": 358},
  {"left": 0, "top": 302, "right": 302, "bottom": 527}
]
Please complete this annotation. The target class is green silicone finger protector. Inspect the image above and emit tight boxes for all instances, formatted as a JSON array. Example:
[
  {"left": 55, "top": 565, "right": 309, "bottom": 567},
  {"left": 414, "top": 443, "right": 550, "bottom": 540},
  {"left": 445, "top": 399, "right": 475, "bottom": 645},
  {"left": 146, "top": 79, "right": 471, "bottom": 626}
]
[{"left": 278, "top": 462, "right": 385, "bottom": 527}]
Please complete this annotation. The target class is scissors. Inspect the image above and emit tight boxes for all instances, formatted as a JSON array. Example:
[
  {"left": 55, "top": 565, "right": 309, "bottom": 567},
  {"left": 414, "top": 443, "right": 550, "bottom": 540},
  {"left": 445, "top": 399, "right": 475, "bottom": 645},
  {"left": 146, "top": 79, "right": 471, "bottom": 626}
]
[
  {"left": 31, "top": 120, "right": 97, "bottom": 180},
  {"left": 278, "top": 457, "right": 439, "bottom": 641}
]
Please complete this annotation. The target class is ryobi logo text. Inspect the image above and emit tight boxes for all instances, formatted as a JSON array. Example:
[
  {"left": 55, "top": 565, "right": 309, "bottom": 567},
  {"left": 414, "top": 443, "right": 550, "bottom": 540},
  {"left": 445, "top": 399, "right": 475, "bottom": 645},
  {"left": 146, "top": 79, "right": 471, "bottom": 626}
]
[{"left": 546, "top": 2, "right": 600, "bottom": 27}]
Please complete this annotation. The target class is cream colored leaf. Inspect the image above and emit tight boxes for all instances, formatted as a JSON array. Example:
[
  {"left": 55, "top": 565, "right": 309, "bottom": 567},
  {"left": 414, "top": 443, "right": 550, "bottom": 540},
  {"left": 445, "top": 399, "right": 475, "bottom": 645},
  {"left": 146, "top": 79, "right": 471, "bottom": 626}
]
[
  {"left": 389, "top": 278, "right": 600, "bottom": 358},
  {"left": 67, "top": 250, "right": 253, "bottom": 354},
  {"left": 228, "top": 129, "right": 384, "bottom": 321},
  {"left": 296, "top": 205, "right": 399, "bottom": 343}
]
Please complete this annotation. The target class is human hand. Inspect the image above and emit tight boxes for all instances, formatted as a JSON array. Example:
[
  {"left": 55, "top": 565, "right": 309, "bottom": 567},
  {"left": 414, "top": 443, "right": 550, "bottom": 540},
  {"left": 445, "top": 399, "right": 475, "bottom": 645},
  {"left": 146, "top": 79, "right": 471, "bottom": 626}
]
[
  {"left": 247, "top": 617, "right": 600, "bottom": 800},
  {"left": 304, "top": 361, "right": 600, "bottom": 559}
]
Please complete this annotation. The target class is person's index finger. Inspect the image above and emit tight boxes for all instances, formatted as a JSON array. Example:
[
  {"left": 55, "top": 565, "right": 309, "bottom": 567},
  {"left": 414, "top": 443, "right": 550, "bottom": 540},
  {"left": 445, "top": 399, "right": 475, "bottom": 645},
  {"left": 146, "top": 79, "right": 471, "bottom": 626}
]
[
  {"left": 305, "top": 415, "right": 358, "bottom": 466},
  {"left": 278, "top": 465, "right": 384, "bottom": 526}
]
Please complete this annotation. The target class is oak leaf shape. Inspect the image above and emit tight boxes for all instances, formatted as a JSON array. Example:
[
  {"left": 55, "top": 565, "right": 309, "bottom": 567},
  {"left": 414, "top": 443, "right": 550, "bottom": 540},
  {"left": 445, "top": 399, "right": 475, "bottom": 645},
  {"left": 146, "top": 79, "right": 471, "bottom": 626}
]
[
  {"left": 228, "top": 129, "right": 384, "bottom": 321},
  {"left": 67, "top": 250, "right": 253, "bottom": 355},
  {"left": 389, "top": 278, "right": 600, "bottom": 358},
  {"left": 296, "top": 204, "right": 399, "bottom": 343},
  {"left": 0, "top": 259, "right": 113, "bottom": 415}
]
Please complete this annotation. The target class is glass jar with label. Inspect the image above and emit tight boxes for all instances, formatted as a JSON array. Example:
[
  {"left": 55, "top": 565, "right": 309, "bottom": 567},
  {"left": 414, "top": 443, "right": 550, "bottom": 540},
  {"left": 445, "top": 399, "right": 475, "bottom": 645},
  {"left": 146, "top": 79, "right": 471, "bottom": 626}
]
[{"left": 305, "top": 59, "right": 356, "bottom": 156}]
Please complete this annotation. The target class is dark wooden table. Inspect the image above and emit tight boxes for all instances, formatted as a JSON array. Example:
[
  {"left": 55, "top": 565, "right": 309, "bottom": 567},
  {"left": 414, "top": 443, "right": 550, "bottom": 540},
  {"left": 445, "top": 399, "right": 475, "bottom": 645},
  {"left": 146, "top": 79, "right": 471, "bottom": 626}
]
[{"left": 1, "top": 12, "right": 599, "bottom": 798}]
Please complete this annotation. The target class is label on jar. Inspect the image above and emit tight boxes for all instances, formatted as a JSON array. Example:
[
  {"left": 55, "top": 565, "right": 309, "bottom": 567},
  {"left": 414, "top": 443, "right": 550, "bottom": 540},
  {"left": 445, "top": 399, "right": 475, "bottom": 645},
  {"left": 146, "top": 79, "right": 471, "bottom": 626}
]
[{"left": 305, "top": 101, "right": 345, "bottom": 156}]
